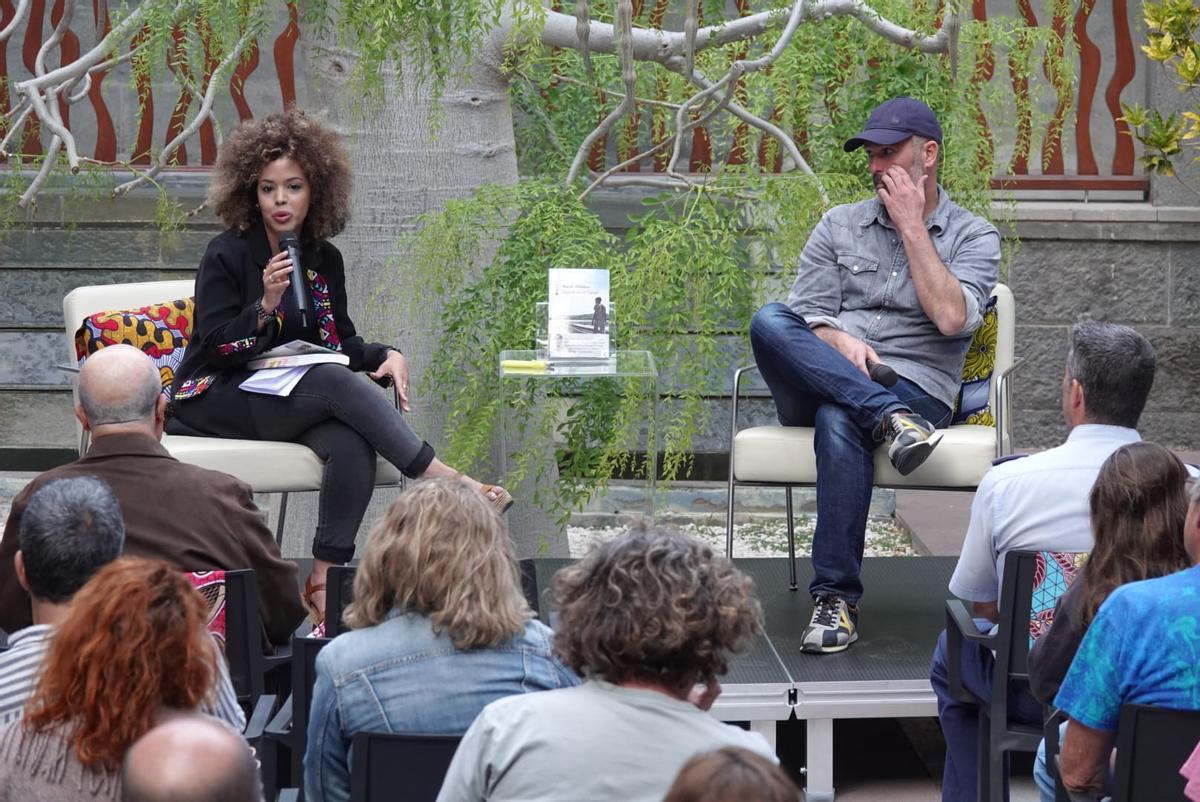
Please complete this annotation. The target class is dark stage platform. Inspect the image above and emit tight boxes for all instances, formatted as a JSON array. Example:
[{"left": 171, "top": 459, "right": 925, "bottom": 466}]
[{"left": 532, "top": 556, "right": 956, "bottom": 802}]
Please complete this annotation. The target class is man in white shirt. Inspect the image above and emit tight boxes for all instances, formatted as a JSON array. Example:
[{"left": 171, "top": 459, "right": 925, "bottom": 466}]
[{"left": 930, "top": 321, "right": 1158, "bottom": 802}]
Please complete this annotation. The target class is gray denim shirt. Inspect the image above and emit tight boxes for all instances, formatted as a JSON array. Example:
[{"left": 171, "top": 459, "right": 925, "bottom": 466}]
[{"left": 786, "top": 187, "right": 1000, "bottom": 409}]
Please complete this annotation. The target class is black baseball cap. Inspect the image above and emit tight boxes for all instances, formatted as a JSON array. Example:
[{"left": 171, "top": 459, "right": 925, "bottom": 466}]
[{"left": 843, "top": 97, "right": 943, "bottom": 152}]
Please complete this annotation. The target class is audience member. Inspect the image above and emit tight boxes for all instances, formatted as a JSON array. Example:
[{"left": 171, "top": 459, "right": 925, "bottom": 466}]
[
  {"left": 0, "top": 558, "right": 241, "bottom": 801},
  {"left": 435, "top": 526, "right": 773, "bottom": 802},
  {"left": 0, "top": 477, "right": 241, "bottom": 728},
  {"left": 0, "top": 344, "right": 304, "bottom": 646},
  {"left": 1029, "top": 441, "right": 1190, "bottom": 704},
  {"left": 122, "top": 715, "right": 260, "bottom": 802},
  {"left": 930, "top": 321, "right": 1157, "bottom": 802},
  {"left": 1051, "top": 476, "right": 1200, "bottom": 798},
  {"left": 1183, "top": 740, "right": 1200, "bottom": 802},
  {"left": 664, "top": 747, "right": 801, "bottom": 802},
  {"left": 0, "top": 477, "right": 124, "bottom": 724},
  {"left": 1028, "top": 442, "right": 1191, "bottom": 800},
  {"left": 304, "top": 478, "right": 578, "bottom": 802}
]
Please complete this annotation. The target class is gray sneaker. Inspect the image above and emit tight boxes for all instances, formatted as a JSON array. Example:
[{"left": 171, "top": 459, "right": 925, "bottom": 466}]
[
  {"left": 801, "top": 595, "right": 859, "bottom": 654},
  {"left": 882, "top": 411, "right": 942, "bottom": 476}
]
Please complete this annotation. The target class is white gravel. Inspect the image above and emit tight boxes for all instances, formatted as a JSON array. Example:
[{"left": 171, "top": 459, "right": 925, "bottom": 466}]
[{"left": 567, "top": 516, "right": 914, "bottom": 558}]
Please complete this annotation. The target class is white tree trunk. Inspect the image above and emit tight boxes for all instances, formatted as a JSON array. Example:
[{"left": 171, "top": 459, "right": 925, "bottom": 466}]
[{"left": 279, "top": 28, "right": 566, "bottom": 558}]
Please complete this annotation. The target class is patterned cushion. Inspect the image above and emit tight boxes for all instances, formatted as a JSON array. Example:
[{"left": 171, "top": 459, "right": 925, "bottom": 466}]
[
  {"left": 74, "top": 297, "right": 195, "bottom": 392},
  {"left": 951, "top": 295, "right": 999, "bottom": 426},
  {"left": 1029, "top": 550, "right": 1087, "bottom": 646},
  {"left": 185, "top": 570, "right": 228, "bottom": 647}
]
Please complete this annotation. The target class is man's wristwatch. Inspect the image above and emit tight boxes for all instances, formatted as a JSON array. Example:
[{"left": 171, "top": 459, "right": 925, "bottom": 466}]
[{"left": 254, "top": 299, "right": 273, "bottom": 323}]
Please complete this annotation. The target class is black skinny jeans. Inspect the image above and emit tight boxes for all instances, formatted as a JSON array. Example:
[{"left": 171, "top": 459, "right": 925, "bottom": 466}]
[{"left": 180, "top": 364, "right": 434, "bottom": 563}]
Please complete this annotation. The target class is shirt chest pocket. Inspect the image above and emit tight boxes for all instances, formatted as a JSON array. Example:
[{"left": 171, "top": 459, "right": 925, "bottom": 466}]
[{"left": 836, "top": 253, "right": 881, "bottom": 308}]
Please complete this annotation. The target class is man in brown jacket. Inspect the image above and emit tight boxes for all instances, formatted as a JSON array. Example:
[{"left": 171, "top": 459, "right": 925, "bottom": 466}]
[{"left": 0, "top": 344, "right": 304, "bottom": 647}]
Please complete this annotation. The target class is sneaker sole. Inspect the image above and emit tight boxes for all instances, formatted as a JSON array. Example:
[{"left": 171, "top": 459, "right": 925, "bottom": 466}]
[
  {"left": 800, "top": 631, "right": 859, "bottom": 654},
  {"left": 890, "top": 432, "right": 943, "bottom": 476}
]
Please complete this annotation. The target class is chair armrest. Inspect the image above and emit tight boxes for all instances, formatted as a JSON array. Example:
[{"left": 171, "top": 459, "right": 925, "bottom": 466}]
[
  {"left": 728, "top": 363, "right": 760, "bottom": 447},
  {"left": 243, "top": 693, "right": 277, "bottom": 744},
  {"left": 944, "top": 599, "right": 999, "bottom": 704},
  {"left": 264, "top": 694, "right": 295, "bottom": 742},
  {"left": 994, "top": 357, "right": 1026, "bottom": 457},
  {"left": 1043, "top": 707, "right": 1066, "bottom": 785}
]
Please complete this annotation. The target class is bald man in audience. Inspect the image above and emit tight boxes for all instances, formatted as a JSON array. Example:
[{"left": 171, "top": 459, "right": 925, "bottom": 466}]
[
  {"left": 0, "top": 344, "right": 304, "bottom": 647},
  {"left": 122, "top": 715, "right": 261, "bottom": 802}
]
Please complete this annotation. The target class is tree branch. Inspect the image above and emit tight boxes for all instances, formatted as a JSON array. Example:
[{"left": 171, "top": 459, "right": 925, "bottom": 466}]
[
  {"left": 566, "top": 0, "right": 638, "bottom": 185},
  {"left": 0, "top": 0, "right": 31, "bottom": 45},
  {"left": 540, "top": 0, "right": 954, "bottom": 67},
  {"left": 111, "top": 26, "right": 255, "bottom": 198}
]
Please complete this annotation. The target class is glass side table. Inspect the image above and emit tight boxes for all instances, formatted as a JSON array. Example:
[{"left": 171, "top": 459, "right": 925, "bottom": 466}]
[{"left": 498, "top": 350, "right": 659, "bottom": 527}]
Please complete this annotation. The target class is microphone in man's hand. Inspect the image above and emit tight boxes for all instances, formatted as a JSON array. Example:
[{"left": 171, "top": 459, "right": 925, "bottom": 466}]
[
  {"left": 278, "top": 231, "right": 309, "bottom": 328},
  {"left": 867, "top": 360, "right": 898, "bottom": 387}
]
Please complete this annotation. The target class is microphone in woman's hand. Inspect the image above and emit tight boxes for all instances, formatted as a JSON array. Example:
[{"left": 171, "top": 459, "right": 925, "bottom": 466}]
[
  {"left": 867, "top": 360, "right": 898, "bottom": 387},
  {"left": 279, "top": 231, "right": 310, "bottom": 328}
]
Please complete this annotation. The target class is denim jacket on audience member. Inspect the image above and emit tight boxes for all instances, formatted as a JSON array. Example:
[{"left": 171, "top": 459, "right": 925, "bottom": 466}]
[{"left": 304, "top": 610, "right": 579, "bottom": 802}]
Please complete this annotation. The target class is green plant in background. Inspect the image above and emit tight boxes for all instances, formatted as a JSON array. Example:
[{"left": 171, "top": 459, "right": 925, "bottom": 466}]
[
  {"left": 393, "top": 1, "right": 1070, "bottom": 526},
  {"left": 2, "top": 0, "right": 1073, "bottom": 528},
  {"left": 1121, "top": 0, "right": 1200, "bottom": 184}
]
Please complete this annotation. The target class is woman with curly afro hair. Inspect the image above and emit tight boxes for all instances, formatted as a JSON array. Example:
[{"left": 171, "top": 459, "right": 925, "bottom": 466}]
[
  {"left": 169, "top": 109, "right": 511, "bottom": 628},
  {"left": 436, "top": 526, "right": 777, "bottom": 802}
]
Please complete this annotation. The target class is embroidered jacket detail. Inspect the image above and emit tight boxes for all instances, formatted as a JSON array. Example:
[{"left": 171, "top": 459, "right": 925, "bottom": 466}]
[
  {"left": 216, "top": 336, "right": 256, "bottom": 355},
  {"left": 175, "top": 374, "right": 216, "bottom": 400},
  {"left": 308, "top": 269, "right": 342, "bottom": 351}
]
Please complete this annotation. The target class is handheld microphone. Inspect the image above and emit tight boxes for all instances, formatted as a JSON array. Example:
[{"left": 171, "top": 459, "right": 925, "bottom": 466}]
[
  {"left": 278, "top": 231, "right": 309, "bottom": 328},
  {"left": 868, "top": 360, "right": 898, "bottom": 387}
]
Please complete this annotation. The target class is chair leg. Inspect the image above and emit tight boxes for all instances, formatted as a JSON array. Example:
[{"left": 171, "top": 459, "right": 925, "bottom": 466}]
[
  {"left": 725, "top": 483, "right": 736, "bottom": 559},
  {"left": 976, "top": 707, "right": 997, "bottom": 802},
  {"left": 786, "top": 487, "right": 797, "bottom": 591},
  {"left": 275, "top": 492, "right": 289, "bottom": 548}
]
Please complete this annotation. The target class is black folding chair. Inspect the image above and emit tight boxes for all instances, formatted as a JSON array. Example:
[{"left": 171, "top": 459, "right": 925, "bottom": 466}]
[
  {"left": 349, "top": 732, "right": 462, "bottom": 802},
  {"left": 263, "top": 635, "right": 332, "bottom": 797},
  {"left": 945, "top": 550, "right": 1085, "bottom": 802},
  {"left": 225, "top": 568, "right": 292, "bottom": 706},
  {"left": 1109, "top": 703, "right": 1200, "bottom": 801},
  {"left": 325, "top": 565, "right": 358, "bottom": 639}
]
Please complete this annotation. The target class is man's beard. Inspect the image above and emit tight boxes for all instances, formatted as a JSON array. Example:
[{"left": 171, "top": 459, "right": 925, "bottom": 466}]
[{"left": 872, "top": 149, "right": 925, "bottom": 191}]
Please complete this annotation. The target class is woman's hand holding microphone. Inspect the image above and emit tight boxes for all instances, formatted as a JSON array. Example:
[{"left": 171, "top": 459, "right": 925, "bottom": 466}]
[{"left": 258, "top": 250, "right": 293, "bottom": 328}]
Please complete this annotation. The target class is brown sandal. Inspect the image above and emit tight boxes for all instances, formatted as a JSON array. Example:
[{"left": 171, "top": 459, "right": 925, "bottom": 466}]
[
  {"left": 481, "top": 484, "right": 514, "bottom": 513},
  {"left": 303, "top": 573, "right": 326, "bottom": 627}
]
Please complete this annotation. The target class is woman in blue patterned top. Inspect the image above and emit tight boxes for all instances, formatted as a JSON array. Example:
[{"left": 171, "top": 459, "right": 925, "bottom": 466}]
[{"left": 1029, "top": 441, "right": 1192, "bottom": 800}]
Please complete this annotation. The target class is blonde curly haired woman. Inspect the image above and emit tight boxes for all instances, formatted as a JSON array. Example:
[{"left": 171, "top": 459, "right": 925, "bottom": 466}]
[{"left": 303, "top": 478, "right": 577, "bottom": 802}]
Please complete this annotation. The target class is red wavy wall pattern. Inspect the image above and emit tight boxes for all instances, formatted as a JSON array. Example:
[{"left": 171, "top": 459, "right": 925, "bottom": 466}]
[{"left": 0, "top": 0, "right": 1148, "bottom": 189}]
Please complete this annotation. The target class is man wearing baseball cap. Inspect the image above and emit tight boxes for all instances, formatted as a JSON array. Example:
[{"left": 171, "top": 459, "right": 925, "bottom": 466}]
[{"left": 748, "top": 97, "right": 1000, "bottom": 653}]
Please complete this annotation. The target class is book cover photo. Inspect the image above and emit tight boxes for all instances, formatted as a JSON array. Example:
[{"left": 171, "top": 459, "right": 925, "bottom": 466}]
[{"left": 548, "top": 268, "right": 610, "bottom": 361}]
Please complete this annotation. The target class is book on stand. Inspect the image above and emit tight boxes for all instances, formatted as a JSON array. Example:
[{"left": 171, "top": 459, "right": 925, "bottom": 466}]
[{"left": 547, "top": 268, "right": 610, "bottom": 362}]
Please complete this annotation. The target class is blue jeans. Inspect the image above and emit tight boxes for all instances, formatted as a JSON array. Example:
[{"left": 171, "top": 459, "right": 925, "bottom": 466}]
[
  {"left": 930, "top": 621, "right": 1045, "bottom": 802},
  {"left": 749, "top": 303, "right": 951, "bottom": 602}
]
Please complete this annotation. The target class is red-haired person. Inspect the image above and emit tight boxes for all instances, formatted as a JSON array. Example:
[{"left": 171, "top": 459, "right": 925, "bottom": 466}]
[{"left": 0, "top": 558, "right": 239, "bottom": 802}]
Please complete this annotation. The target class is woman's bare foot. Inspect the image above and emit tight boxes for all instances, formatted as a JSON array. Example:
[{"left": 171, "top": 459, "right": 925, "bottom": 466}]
[{"left": 419, "top": 459, "right": 513, "bottom": 512}]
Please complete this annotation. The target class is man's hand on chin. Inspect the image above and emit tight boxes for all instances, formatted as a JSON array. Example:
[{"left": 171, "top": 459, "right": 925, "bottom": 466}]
[
  {"left": 876, "top": 166, "right": 927, "bottom": 235},
  {"left": 814, "top": 327, "right": 879, "bottom": 377}
]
